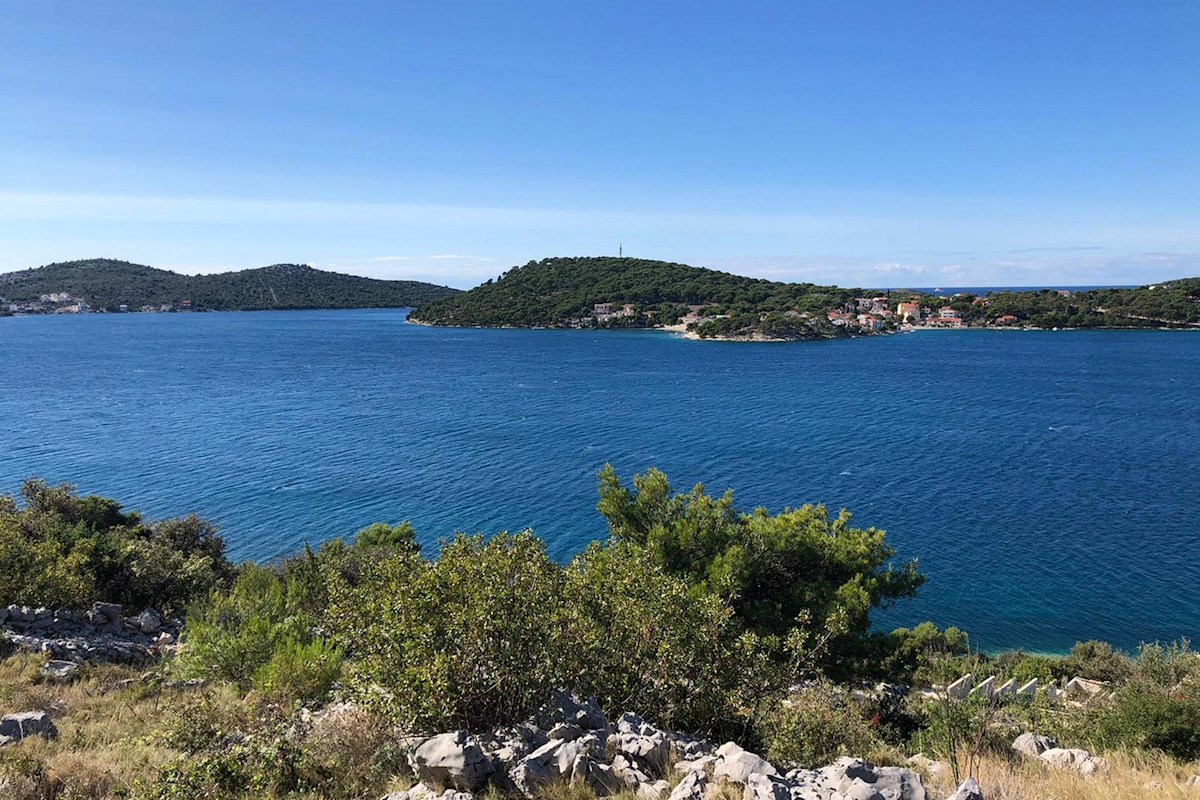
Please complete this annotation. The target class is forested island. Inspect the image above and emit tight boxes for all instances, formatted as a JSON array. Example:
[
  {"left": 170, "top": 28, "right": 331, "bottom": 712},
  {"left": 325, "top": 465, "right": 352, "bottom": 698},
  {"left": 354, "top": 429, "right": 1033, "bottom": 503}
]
[
  {"left": 0, "top": 259, "right": 460, "bottom": 314},
  {"left": 3, "top": 473, "right": 1199, "bottom": 799},
  {"left": 411, "top": 256, "right": 1200, "bottom": 340}
]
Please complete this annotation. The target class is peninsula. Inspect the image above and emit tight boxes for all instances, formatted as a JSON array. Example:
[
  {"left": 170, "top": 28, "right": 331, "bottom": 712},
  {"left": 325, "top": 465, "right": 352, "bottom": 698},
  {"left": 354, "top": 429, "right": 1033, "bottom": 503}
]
[
  {"left": 410, "top": 256, "right": 1200, "bottom": 339},
  {"left": 0, "top": 259, "right": 460, "bottom": 314}
]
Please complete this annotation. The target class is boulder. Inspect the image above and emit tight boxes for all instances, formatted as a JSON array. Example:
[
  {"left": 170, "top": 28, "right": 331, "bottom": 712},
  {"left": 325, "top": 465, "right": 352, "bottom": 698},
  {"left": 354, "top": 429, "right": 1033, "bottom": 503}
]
[
  {"left": 639, "top": 779, "right": 670, "bottom": 800},
  {"left": 0, "top": 711, "right": 58, "bottom": 743},
  {"left": 742, "top": 773, "right": 792, "bottom": 800},
  {"left": 40, "top": 660, "right": 80, "bottom": 680},
  {"left": 841, "top": 778, "right": 885, "bottom": 800},
  {"left": 1012, "top": 733, "right": 1057, "bottom": 757},
  {"left": 611, "top": 730, "right": 670, "bottom": 775},
  {"left": 787, "top": 759, "right": 924, "bottom": 800},
  {"left": 946, "top": 778, "right": 983, "bottom": 800},
  {"left": 0, "top": 605, "right": 9, "bottom": 626},
  {"left": 570, "top": 751, "right": 623, "bottom": 797},
  {"left": 510, "top": 738, "right": 597, "bottom": 798},
  {"left": 538, "top": 689, "right": 608, "bottom": 731},
  {"left": 675, "top": 754, "right": 716, "bottom": 775},
  {"left": 135, "top": 608, "right": 163, "bottom": 634},
  {"left": 408, "top": 731, "right": 493, "bottom": 791},
  {"left": 907, "top": 755, "right": 951, "bottom": 784},
  {"left": 669, "top": 770, "right": 707, "bottom": 800},
  {"left": 713, "top": 742, "right": 777, "bottom": 785}
]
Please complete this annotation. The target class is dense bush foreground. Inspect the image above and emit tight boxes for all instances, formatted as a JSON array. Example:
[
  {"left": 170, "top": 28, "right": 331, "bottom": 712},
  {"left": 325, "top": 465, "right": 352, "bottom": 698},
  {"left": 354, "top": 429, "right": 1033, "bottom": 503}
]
[{"left": 2, "top": 471, "right": 1200, "bottom": 798}]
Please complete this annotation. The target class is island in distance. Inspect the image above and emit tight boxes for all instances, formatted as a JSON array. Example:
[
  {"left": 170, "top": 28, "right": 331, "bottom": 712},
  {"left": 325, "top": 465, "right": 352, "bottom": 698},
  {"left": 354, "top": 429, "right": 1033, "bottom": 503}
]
[
  {"left": 410, "top": 256, "right": 1200, "bottom": 340},
  {"left": 0, "top": 258, "right": 460, "bottom": 314}
]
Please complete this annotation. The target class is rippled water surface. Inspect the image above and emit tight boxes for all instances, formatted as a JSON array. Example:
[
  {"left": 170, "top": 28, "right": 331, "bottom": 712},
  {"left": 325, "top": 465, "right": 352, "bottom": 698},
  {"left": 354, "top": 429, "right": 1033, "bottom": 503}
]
[{"left": 3, "top": 309, "right": 1197, "bottom": 652}]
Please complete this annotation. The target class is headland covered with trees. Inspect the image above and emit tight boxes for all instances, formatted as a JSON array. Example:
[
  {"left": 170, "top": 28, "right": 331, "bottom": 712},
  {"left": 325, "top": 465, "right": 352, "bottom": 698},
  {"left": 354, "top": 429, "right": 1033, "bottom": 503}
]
[
  {"left": 0, "top": 259, "right": 460, "bottom": 314},
  {"left": 2, "top": 472, "right": 1199, "bottom": 799},
  {"left": 410, "top": 256, "right": 1200, "bottom": 340}
]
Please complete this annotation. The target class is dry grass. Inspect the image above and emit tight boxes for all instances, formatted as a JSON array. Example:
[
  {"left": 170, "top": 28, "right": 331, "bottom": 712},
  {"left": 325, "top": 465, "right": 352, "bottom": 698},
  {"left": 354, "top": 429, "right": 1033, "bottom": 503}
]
[
  {"left": 0, "top": 652, "right": 247, "bottom": 799},
  {"left": 925, "top": 749, "right": 1200, "bottom": 799},
  {"left": 5, "top": 649, "right": 1200, "bottom": 800}
]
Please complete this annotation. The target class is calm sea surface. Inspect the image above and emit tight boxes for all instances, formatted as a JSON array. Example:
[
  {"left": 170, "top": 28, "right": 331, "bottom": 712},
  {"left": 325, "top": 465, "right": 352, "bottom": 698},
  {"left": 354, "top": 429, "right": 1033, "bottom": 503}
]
[{"left": 2, "top": 309, "right": 1197, "bottom": 653}]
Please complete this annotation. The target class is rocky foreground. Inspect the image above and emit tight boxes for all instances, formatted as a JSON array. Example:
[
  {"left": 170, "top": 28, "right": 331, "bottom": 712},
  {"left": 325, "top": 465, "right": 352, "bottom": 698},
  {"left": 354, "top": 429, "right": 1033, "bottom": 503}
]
[
  {"left": 1, "top": 601, "right": 180, "bottom": 666},
  {"left": 386, "top": 690, "right": 947, "bottom": 800}
]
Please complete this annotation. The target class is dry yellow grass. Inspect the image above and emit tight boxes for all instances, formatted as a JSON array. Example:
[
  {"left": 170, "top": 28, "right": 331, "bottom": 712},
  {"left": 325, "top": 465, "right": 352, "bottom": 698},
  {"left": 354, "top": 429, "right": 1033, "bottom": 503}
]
[
  {"left": 923, "top": 749, "right": 1200, "bottom": 799},
  {"left": 5, "top": 650, "right": 1200, "bottom": 800},
  {"left": 0, "top": 652, "right": 246, "bottom": 798}
]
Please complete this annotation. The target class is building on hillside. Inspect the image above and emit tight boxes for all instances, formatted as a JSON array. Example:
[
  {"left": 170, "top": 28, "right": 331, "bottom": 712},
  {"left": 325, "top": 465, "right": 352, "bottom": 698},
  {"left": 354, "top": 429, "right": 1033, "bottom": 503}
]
[
  {"left": 857, "top": 314, "right": 881, "bottom": 331},
  {"left": 993, "top": 314, "right": 1018, "bottom": 326},
  {"left": 938, "top": 306, "right": 960, "bottom": 319},
  {"left": 926, "top": 315, "right": 965, "bottom": 328},
  {"left": 896, "top": 301, "right": 921, "bottom": 322}
]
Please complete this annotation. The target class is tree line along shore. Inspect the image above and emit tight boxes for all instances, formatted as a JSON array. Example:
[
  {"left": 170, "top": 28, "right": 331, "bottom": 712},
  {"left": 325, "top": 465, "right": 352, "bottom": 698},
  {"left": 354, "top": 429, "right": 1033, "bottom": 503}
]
[
  {"left": 410, "top": 257, "right": 1200, "bottom": 340},
  {"left": 2, "top": 471, "right": 1199, "bottom": 799},
  {"left": 0, "top": 259, "right": 460, "bottom": 314}
]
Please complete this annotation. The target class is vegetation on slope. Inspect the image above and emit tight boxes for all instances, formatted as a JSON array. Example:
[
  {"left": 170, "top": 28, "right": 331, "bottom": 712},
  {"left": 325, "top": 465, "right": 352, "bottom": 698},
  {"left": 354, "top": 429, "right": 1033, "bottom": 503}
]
[
  {"left": 5, "top": 476, "right": 1200, "bottom": 798},
  {"left": 412, "top": 256, "right": 1200, "bottom": 336},
  {"left": 899, "top": 278, "right": 1200, "bottom": 329},
  {"left": 409, "top": 256, "right": 862, "bottom": 333},
  {"left": 0, "top": 479, "right": 234, "bottom": 614},
  {"left": 0, "top": 259, "right": 460, "bottom": 311}
]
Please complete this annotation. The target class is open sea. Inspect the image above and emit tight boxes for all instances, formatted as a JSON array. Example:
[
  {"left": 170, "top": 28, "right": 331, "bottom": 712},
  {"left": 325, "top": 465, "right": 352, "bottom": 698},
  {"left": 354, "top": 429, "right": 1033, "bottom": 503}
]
[{"left": 2, "top": 309, "right": 1197, "bottom": 654}]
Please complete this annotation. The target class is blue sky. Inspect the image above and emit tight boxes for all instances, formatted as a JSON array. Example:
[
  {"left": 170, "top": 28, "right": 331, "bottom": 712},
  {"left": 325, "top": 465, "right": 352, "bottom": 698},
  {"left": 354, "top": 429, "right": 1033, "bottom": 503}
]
[{"left": 1, "top": 1, "right": 1197, "bottom": 288}]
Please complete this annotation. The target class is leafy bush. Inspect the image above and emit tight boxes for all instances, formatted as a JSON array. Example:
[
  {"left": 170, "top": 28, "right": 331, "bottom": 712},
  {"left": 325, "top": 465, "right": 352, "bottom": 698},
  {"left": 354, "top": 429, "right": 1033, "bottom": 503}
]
[
  {"left": 328, "top": 531, "right": 584, "bottom": 730},
  {"left": 0, "top": 479, "right": 233, "bottom": 613},
  {"left": 327, "top": 532, "right": 784, "bottom": 736},
  {"left": 759, "top": 681, "right": 883, "bottom": 769},
  {"left": 596, "top": 466, "right": 923, "bottom": 641},
  {"left": 177, "top": 564, "right": 340, "bottom": 702},
  {"left": 1072, "top": 641, "right": 1200, "bottom": 760},
  {"left": 353, "top": 521, "right": 419, "bottom": 553},
  {"left": 1062, "top": 640, "right": 1133, "bottom": 683}
]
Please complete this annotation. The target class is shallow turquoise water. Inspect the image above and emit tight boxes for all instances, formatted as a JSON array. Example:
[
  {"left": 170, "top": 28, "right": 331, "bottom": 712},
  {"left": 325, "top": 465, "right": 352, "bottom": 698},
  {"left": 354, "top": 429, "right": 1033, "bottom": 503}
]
[{"left": 2, "top": 309, "right": 1197, "bottom": 652}]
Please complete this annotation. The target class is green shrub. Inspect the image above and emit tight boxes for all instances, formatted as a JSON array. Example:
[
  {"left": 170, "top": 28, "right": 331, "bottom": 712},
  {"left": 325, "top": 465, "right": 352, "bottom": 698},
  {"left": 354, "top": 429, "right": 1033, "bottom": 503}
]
[
  {"left": 253, "top": 637, "right": 343, "bottom": 703},
  {"left": 327, "top": 531, "right": 582, "bottom": 730},
  {"left": 595, "top": 465, "right": 924, "bottom": 675},
  {"left": 177, "top": 564, "right": 337, "bottom": 703},
  {"left": 354, "top": 521, "right": 420, "bottom": 553},
  {"left": 1062, "top": 640, "right": 1132, "bottom": 683},
  {"left": 759, "top": 681, "right": 883, "bottom": 769},
  {"left": 327, "top": 532, "right": 784, "bottom": 736},
  {"left": 0, "top": 480, "right": 233, "bottom": 613}
]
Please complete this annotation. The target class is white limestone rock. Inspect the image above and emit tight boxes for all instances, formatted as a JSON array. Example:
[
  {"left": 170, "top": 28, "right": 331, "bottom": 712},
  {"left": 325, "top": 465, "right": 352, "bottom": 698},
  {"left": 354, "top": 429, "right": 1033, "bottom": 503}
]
[
  {"left": 713, "top": 741, "right": 777, "bottom": 784},
  {"left": 408, "top": 731, "right": 493, "bottom": 792}
]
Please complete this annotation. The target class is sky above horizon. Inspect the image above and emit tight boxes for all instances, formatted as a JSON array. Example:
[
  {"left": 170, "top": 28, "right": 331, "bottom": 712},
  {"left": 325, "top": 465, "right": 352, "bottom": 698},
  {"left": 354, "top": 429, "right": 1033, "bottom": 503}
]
[{"left": 1, "top": 1, "right": 1198, "bottom": 289}]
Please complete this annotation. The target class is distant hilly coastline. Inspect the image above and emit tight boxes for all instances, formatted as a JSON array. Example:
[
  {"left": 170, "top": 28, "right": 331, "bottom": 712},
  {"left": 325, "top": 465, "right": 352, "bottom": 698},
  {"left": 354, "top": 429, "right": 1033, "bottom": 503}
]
[
  {"left": 411, "top": 256, "right": 1200, "bottom": 340},
  {"left": 0, "top": 259, "right": 460, "bottom": 313}
]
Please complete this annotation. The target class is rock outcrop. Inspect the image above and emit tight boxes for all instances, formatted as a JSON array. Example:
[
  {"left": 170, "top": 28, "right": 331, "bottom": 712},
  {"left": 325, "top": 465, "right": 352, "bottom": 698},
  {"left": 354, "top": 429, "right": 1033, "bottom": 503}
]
[
  {"left": 0, "top": 711, "right": 58, "bottom": 746},
  {"left": 1, "top": 602, "right": 182, "bottom": 664},
  {"left": 386, "top": 691, "right": 927, "bottom": 800}
]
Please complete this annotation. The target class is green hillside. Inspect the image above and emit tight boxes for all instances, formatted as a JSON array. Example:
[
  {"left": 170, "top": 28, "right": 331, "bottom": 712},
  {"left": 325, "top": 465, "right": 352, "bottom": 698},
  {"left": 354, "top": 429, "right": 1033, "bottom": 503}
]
[
  {"left": 409, "top": 256, "right": 861, "bottom": 331},
  {"left": 0, "top": 259, "right": 460, "bottom": 311}
]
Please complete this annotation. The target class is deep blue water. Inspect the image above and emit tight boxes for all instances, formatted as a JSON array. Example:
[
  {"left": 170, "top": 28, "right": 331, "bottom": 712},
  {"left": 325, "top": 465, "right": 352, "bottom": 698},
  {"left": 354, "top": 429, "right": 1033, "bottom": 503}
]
[{"left": 2, "top": 309, "right": 1198, "bottom": 654}]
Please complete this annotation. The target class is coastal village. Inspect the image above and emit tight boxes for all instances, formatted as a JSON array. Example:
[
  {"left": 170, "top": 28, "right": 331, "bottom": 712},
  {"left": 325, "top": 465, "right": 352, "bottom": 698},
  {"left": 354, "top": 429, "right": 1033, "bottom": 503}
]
[
  {"left": 586, "top": 291, "right": 1072, "bottom": 333},
  {"left": 0, "top": 292, "right": 191, "bottom": 315}
]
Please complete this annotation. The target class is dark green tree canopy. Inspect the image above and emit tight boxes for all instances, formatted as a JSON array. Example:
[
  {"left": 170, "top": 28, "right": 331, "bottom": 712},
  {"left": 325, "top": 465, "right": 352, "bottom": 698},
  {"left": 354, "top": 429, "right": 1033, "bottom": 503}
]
[{"left": 596, "top": 465, "right": 924, "bottom": 640}]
